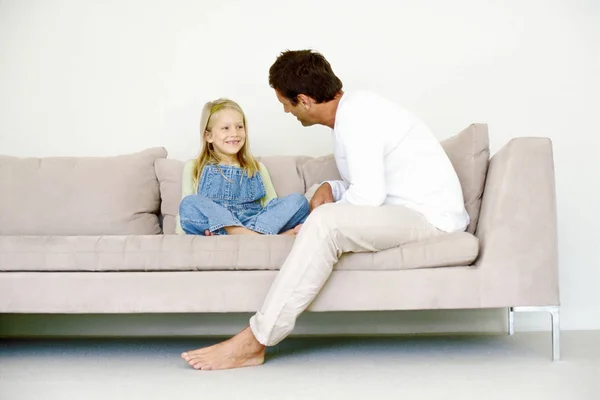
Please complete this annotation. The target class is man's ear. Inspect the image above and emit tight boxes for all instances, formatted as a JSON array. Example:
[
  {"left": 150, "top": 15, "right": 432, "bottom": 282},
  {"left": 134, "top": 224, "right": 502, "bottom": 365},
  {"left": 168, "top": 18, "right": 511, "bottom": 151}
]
[
  {"left": 204, "top": 130, "right": 213, "bottom": 143},
  {"left": 297, "top": 94, "right": 316, "bottom": 109}
]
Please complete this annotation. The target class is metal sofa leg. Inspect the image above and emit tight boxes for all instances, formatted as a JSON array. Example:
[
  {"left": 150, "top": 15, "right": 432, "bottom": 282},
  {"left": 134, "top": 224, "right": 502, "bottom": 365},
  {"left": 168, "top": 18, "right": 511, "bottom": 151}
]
[
  {"left": 511, "top": 306, "right": 560, "bottom": 361},
  {"left": 550, "top": 307, "right": 560, "bottom": 361}
]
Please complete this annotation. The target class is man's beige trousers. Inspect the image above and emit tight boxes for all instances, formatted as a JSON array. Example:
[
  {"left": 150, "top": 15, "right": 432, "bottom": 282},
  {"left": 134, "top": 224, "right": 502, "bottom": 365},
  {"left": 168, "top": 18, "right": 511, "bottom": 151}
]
[{"left": 249, "top": 203, "right": 442, "bottom": 346}]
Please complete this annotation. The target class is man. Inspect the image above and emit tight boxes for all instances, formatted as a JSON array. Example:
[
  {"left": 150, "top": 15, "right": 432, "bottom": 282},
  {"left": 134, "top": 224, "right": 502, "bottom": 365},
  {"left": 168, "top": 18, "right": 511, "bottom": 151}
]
[{"left": 181, "top": 50, "right": 469, "bottom": 370}]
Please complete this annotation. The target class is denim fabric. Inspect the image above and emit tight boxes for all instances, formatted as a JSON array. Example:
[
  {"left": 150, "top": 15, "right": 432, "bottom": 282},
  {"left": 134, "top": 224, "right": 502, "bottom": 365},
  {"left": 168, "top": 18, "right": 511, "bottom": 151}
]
[{"left": 179, "top": 164, "right": 309, "bottom": 235}]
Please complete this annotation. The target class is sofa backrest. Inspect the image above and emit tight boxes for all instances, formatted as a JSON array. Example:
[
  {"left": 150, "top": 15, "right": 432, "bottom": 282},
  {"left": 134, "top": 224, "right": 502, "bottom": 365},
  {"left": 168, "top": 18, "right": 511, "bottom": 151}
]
[
  {"left": 154, "top": 158, "right": 185, "bottom": 235},
  {"left": 301, "top": 123, "right": 490, "bottom": 233},
  {"left": 440, "top": 124, "right": 490, "bottom": 233},
  {"left": 157, "top": 124, "right": 489, "bottom": 234},
  {"left": 0, "top": 147, "right": 167, "bottom": 235}
]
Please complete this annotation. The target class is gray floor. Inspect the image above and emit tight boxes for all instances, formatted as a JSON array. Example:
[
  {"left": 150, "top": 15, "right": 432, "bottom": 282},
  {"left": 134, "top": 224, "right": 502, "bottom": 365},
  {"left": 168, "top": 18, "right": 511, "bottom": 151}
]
[{"left": 0, "top": 331, "right": 598, "bottom": 400}]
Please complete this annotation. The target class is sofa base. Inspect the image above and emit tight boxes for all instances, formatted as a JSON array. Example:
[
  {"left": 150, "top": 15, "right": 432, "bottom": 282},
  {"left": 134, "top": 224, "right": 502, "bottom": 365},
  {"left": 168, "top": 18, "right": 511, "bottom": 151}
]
[
  {"left": 0, "top": 269, "right": 559, "bottom": 313},
  {"left": 1, "top": 271, "right": 560, "bottom": 360}
]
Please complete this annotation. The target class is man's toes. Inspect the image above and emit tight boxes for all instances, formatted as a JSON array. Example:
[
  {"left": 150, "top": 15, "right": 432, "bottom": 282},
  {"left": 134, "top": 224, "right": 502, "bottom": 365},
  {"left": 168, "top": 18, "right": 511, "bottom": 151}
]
[
  {"left": 193, "top": 361, "right": 209, "bottom": 370},
  {"left": 187, "top": 356, "right": 202, "bottom": 365}
]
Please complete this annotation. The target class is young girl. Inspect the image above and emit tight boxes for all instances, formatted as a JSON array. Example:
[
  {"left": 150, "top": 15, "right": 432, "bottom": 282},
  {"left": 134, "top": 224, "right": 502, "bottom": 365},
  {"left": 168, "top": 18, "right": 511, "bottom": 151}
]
[{"left": 177, "top": 98, "right": 309, "bottom": 236}]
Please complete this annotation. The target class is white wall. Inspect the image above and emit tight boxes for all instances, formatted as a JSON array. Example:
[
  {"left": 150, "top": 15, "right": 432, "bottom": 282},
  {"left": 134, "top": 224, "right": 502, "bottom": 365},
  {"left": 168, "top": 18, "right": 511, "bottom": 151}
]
[{"left": 0, "top": 0, "right": 599, "bottom": 334}]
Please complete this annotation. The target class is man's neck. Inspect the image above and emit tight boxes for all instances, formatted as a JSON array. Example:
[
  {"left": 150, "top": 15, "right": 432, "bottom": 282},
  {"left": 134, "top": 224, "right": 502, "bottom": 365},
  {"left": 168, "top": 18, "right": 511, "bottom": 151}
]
[{"left": 318, "top": 91, "right": 344, "bottom": 129}]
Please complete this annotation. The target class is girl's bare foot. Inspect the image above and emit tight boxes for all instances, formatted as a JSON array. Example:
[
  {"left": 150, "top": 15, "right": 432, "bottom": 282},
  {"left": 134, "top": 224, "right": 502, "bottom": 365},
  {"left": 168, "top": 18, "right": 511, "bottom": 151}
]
[
  {"left": 280, "top": 224, "right": 303, "bottom": 235},
  {"left": 207, "top": 225, "right": 303, "bottom": 236},
  {"left": 224, "top": 226, "right": 261, "bottom": 235}
]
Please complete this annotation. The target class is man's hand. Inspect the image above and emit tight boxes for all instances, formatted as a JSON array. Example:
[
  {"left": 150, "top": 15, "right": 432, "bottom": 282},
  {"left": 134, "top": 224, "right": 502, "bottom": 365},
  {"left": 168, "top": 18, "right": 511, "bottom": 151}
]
[{"left": 309, "top": 183, "right": 334, "bottom": 212}]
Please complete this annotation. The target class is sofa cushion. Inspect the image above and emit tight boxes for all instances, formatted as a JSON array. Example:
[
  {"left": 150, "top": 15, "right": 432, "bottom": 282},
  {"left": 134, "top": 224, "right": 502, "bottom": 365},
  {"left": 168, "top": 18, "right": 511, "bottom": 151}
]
[
  {"left": 0, "top": 148, "right": 167, "bottom": 235},
  {"left": 301, "top": 154, "right": 342, "bottom": 192},
  {"left": 440, "top": 124, "right": 490, "bottom": 233},
  {"left": 154, "top": 158, "right": 185, "bottom": 235},
  {"left": 301, "top": 124, "right": 490, "bottom": 233},
  {"left": 0, "top": 232, "right": 478, "bottom": 272},
  {"left": 156, "top": 156, "right": 309, "bottom": 234},
  {"left": 257, "top": 156, "right": 310, "bottom": 196},
  {"left": 336, "top": 232, "right": 478, "bottom": 270}
]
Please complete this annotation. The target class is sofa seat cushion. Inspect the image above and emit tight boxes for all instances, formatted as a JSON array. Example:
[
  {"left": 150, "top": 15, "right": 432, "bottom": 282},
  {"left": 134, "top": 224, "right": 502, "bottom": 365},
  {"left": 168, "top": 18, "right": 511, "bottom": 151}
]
[{"left": 0, "top": 232, "right": 478, "bottom": 272}]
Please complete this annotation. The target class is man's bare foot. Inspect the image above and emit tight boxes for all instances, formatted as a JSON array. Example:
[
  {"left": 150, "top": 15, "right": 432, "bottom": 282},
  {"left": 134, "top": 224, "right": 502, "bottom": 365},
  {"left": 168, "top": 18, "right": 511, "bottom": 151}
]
[
  {"left": 181, "top": 326, "right": 266, "bottom": 371},
  {"left": 281, "top": 224, "right": 303, "bottom": 236}
]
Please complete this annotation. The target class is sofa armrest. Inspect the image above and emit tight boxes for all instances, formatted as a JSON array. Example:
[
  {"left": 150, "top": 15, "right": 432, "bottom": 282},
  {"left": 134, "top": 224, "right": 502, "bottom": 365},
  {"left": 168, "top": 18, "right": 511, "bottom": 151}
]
[{"left": 475, "top": 138, "right": 559, "bottom": 306}]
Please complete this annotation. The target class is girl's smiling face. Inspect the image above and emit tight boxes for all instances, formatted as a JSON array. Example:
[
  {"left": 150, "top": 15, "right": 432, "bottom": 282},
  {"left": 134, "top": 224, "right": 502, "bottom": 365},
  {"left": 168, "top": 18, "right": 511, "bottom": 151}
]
[{"left": 205, "top": 108, "right": 246, "bottom": 163}]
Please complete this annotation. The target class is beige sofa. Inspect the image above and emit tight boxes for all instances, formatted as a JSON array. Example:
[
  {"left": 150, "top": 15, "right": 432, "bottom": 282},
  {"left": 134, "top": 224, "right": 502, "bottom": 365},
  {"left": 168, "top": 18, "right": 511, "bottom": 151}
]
[{"left": 0, "top": 124, "right": 560, "bottom": 360}]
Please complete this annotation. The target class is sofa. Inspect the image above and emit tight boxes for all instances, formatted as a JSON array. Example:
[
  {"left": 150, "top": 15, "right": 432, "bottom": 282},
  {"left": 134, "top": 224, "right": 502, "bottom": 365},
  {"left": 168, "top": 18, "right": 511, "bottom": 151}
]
[{"left": 0, "top": 123, "right": 561, "bottom": 360}]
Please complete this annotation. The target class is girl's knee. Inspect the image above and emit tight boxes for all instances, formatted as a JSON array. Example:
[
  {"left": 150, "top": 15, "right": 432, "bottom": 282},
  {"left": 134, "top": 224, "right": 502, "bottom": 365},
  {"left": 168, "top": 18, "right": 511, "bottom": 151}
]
[
  {"left": 287, "top": 192, "right": 309, "bottom": 209},
  {"left": 179, "top": 195, "right": 196, "bottom": 214},
  {"left": 179, "top": 194, "right": 210, "bottom": 213},
  {"left": 179, "top": 195, "right": 213, "bottom": 221}
]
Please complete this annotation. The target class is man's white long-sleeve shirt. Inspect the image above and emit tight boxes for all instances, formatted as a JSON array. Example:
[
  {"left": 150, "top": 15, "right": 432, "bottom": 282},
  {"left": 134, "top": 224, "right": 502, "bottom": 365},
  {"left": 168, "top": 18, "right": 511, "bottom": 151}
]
[{"left": 325, "top": 91, "right": 469, "bottom": 233}]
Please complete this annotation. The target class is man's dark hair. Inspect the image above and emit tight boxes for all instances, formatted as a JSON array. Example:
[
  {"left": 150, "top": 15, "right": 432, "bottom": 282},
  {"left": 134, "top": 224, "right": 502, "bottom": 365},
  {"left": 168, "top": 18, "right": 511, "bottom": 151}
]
[{"left": 269, "top": 50, "right": 343, "bottom": 106}]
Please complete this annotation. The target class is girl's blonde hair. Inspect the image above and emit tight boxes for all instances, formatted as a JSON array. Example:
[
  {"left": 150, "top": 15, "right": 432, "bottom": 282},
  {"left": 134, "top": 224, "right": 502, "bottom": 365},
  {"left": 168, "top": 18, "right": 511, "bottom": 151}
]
[{"left": 191, "top": 98, "right": 260, "bottom": 190}]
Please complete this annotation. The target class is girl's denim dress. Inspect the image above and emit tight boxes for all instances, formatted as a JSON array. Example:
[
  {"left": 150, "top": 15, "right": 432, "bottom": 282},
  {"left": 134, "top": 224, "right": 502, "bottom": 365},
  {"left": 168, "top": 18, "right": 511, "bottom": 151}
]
[{"left": 180, "top": 164, "right": 309, "bottom": 235}]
